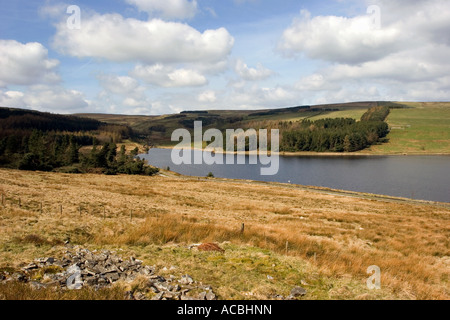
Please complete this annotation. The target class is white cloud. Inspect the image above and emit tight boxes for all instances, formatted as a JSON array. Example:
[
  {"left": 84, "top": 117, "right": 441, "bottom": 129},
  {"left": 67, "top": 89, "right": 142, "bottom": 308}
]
[
  {"left": 312, "top": 86, "right": 383, "bottom": 105},
  {"left": 230, "top": 85, "right": 298, "bottom": 109},
  {"left": 150, "top": 101, "right": 182, "bottom": 115},
  {"left": 52, "top": 14, "right": 234, "bottom": 65},
  {"left": 190, "top": 59, "right": 230, "bottom": 75},
  {"left": 130, "top": 64, "right": 208, "bottom": 87},
  {"left": 326, "top": 45, "right": 450, "bottom": 83},
  {"left": 97, "top": 73, "right": 144, "bottom": 96},
  {"left": 198, "top": 90, "right": 217, "bottom": 103},
  {"left": 0, "top": 86, "right": 89, "bottom": 113},
  {"left": 0, "top": 40, "right": 60, "bottom": 87},
  {"left": 0, "top": 90, "right": 26, "bottom": 108},
  {"left": 38, "top": 2, "right": 70, "bottom": 20},
  {"left": 278, "top": 9, "right": 402, "bottom": 64},
  {"left": 122, "top": 97, "right": 148, "bottom": 108},
  {"left": 126, "top": 0, "right": 198, "bottom": 19},
  {"left": 283, "top": 0, "right": 450, "bottom": 103},
  {"left": 234, "top": 59, "right": 274, "bottom": 81},
  {"left": 25, "top": 86, "right": 88, "bottom": 112},
  {"left": 95, "top": 73, "right": 161, "bottom": 113},
  {"left": 295, "top": 73, "right": 340, "bottom": 92}
]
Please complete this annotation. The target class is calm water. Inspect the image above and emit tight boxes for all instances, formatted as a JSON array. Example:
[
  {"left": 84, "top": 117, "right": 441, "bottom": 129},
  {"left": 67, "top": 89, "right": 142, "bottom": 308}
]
[{"left": 140, "top": 149, "right": 450, "bottom": 203}]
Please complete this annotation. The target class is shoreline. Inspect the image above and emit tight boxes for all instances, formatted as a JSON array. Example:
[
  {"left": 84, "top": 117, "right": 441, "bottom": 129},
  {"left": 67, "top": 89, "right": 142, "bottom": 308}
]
[
  {"left": 151, "top": 145, "right": 450, "bottom": 157},
  {"left": 157, "top": 169, "right": 450, "bottom": 208}
]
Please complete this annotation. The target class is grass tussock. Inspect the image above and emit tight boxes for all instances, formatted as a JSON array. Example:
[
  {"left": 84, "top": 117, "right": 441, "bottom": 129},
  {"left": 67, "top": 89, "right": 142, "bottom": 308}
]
[
  {"left": 0, "top": 281, "right": 127, "bottom": 300},
  {"left": 12, "top": 234, "right": 64, "bottom": 247}
]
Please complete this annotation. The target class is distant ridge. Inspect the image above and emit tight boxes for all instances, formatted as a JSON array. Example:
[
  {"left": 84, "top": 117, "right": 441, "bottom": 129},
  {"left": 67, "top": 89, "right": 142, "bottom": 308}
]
[{"left": 0, "top": 106, "right": 104, "bottom": 132}]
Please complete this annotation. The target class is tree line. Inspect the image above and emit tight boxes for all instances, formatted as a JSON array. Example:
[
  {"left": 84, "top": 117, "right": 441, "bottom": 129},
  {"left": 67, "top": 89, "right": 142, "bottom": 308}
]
[
  {"left": 0, "top": 129, "right": 158, "bottom": 176},
  {"left": 81, "top": 142, "right": 159, "bottom": 176},
  {"left": 0, "top": 108, "right": 158, "bottom": 176},
  {"left": 280, "top": 106, "right": 390, "bottom": 152}
]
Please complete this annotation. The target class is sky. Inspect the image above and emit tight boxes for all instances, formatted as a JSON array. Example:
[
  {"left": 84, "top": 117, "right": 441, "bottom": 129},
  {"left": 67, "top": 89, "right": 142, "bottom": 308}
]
[{"left": 0, "top": 0, "right": 449, "bottom": 115}]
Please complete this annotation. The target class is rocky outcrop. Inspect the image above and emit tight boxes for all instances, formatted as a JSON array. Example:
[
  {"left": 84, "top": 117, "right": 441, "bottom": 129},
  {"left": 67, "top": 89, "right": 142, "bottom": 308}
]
[
  {"left": 270, "top": 286, "right": 308, "bottom": 300},
  {"left": 0, "top": 247, "right": 217, "bottom": 300},
  {"left": 287, "top": 286, "right": 307, "bottom": 299}
]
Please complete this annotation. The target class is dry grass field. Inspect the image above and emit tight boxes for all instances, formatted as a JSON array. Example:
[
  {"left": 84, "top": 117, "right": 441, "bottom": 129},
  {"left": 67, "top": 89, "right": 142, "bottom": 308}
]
[{"left": 0, "top": 168, "right": 448, "bottom": 300}]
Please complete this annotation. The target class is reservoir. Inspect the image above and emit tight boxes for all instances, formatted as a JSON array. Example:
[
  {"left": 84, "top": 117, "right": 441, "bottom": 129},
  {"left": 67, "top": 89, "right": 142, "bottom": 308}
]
[{"left": 140, "top": 148, "right": 450, "bottom": 203}]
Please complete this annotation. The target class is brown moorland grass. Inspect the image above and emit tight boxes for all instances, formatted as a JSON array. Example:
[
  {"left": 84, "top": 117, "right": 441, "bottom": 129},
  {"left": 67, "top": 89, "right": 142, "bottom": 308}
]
[
  {"left": 0, "top": 281, "right": 127, "bottom": 300},
  {"left": 0, "top": 168, "right": 448, "bottom": 300}
]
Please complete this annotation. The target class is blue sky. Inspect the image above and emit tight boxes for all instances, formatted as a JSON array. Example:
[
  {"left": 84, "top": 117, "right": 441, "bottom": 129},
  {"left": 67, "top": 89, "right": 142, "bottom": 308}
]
[{"left": 1, "top": 0, "right": 449, "bottom": 114}]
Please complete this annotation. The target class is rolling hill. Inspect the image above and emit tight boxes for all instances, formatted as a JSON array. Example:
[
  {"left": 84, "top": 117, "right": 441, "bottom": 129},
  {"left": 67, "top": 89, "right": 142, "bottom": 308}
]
[{"left": 77, "top": 101, "right": 450, "bottom": 154}]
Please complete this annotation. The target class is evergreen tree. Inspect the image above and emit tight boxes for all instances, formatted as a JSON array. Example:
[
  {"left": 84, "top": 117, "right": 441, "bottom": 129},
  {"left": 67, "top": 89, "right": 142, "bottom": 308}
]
[{"left": 69, "top": 136, "right": 79, "bottom": 164}]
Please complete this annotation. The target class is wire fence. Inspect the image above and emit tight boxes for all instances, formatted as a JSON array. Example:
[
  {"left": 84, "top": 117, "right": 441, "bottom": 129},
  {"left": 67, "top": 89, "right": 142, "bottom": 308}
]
[
  {"left": 0, "top": 191, "right": 166, "bottom": 222},
  {"left": 0, "top": 191, "right": 297, "bottom": 255}
]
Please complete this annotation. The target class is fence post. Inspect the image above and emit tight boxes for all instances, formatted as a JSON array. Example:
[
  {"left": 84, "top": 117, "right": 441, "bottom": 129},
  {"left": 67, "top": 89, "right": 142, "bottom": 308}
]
[
  {"left": 60, "top": 205, "right": 63, "bottom": 215},
  {"left": 285, "top": 241, "right": 289, "bottom": 255},
  {"left": 240, "top": 223, "right": 245, "bottom": 235}
]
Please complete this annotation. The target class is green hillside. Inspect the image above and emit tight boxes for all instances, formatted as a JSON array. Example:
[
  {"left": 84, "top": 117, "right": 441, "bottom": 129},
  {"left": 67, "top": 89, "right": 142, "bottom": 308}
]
[
  {"left": 77, "top": 101, "right": 450, "bottom": 154},
  {"left": 365, "top": 102, "right": 450, "bottom": 154}
]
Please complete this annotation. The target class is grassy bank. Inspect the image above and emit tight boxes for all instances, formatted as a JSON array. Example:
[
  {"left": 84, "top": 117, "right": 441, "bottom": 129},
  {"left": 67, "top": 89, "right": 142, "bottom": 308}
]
[
  {"left": 0, "top": 169, "right": 448, "bottom": 299},
  {"left": 366, "top": 102, "right": 450, "bottom": 154}
]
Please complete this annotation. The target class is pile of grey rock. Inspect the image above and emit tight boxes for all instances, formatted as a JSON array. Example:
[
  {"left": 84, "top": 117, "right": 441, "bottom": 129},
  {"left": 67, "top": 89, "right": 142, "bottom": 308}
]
[
  {"left": 270, "top": 286, "right": 308, "bottom": 300},
  {"left": 0, "top": 247, "right": 217, "bottom": 300}
]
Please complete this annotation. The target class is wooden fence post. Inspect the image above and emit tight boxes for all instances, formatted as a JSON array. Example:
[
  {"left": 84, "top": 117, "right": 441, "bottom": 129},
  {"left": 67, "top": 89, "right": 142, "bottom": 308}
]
[{"left": 240, "top": 223, "right": 245, "bottom": 235}]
